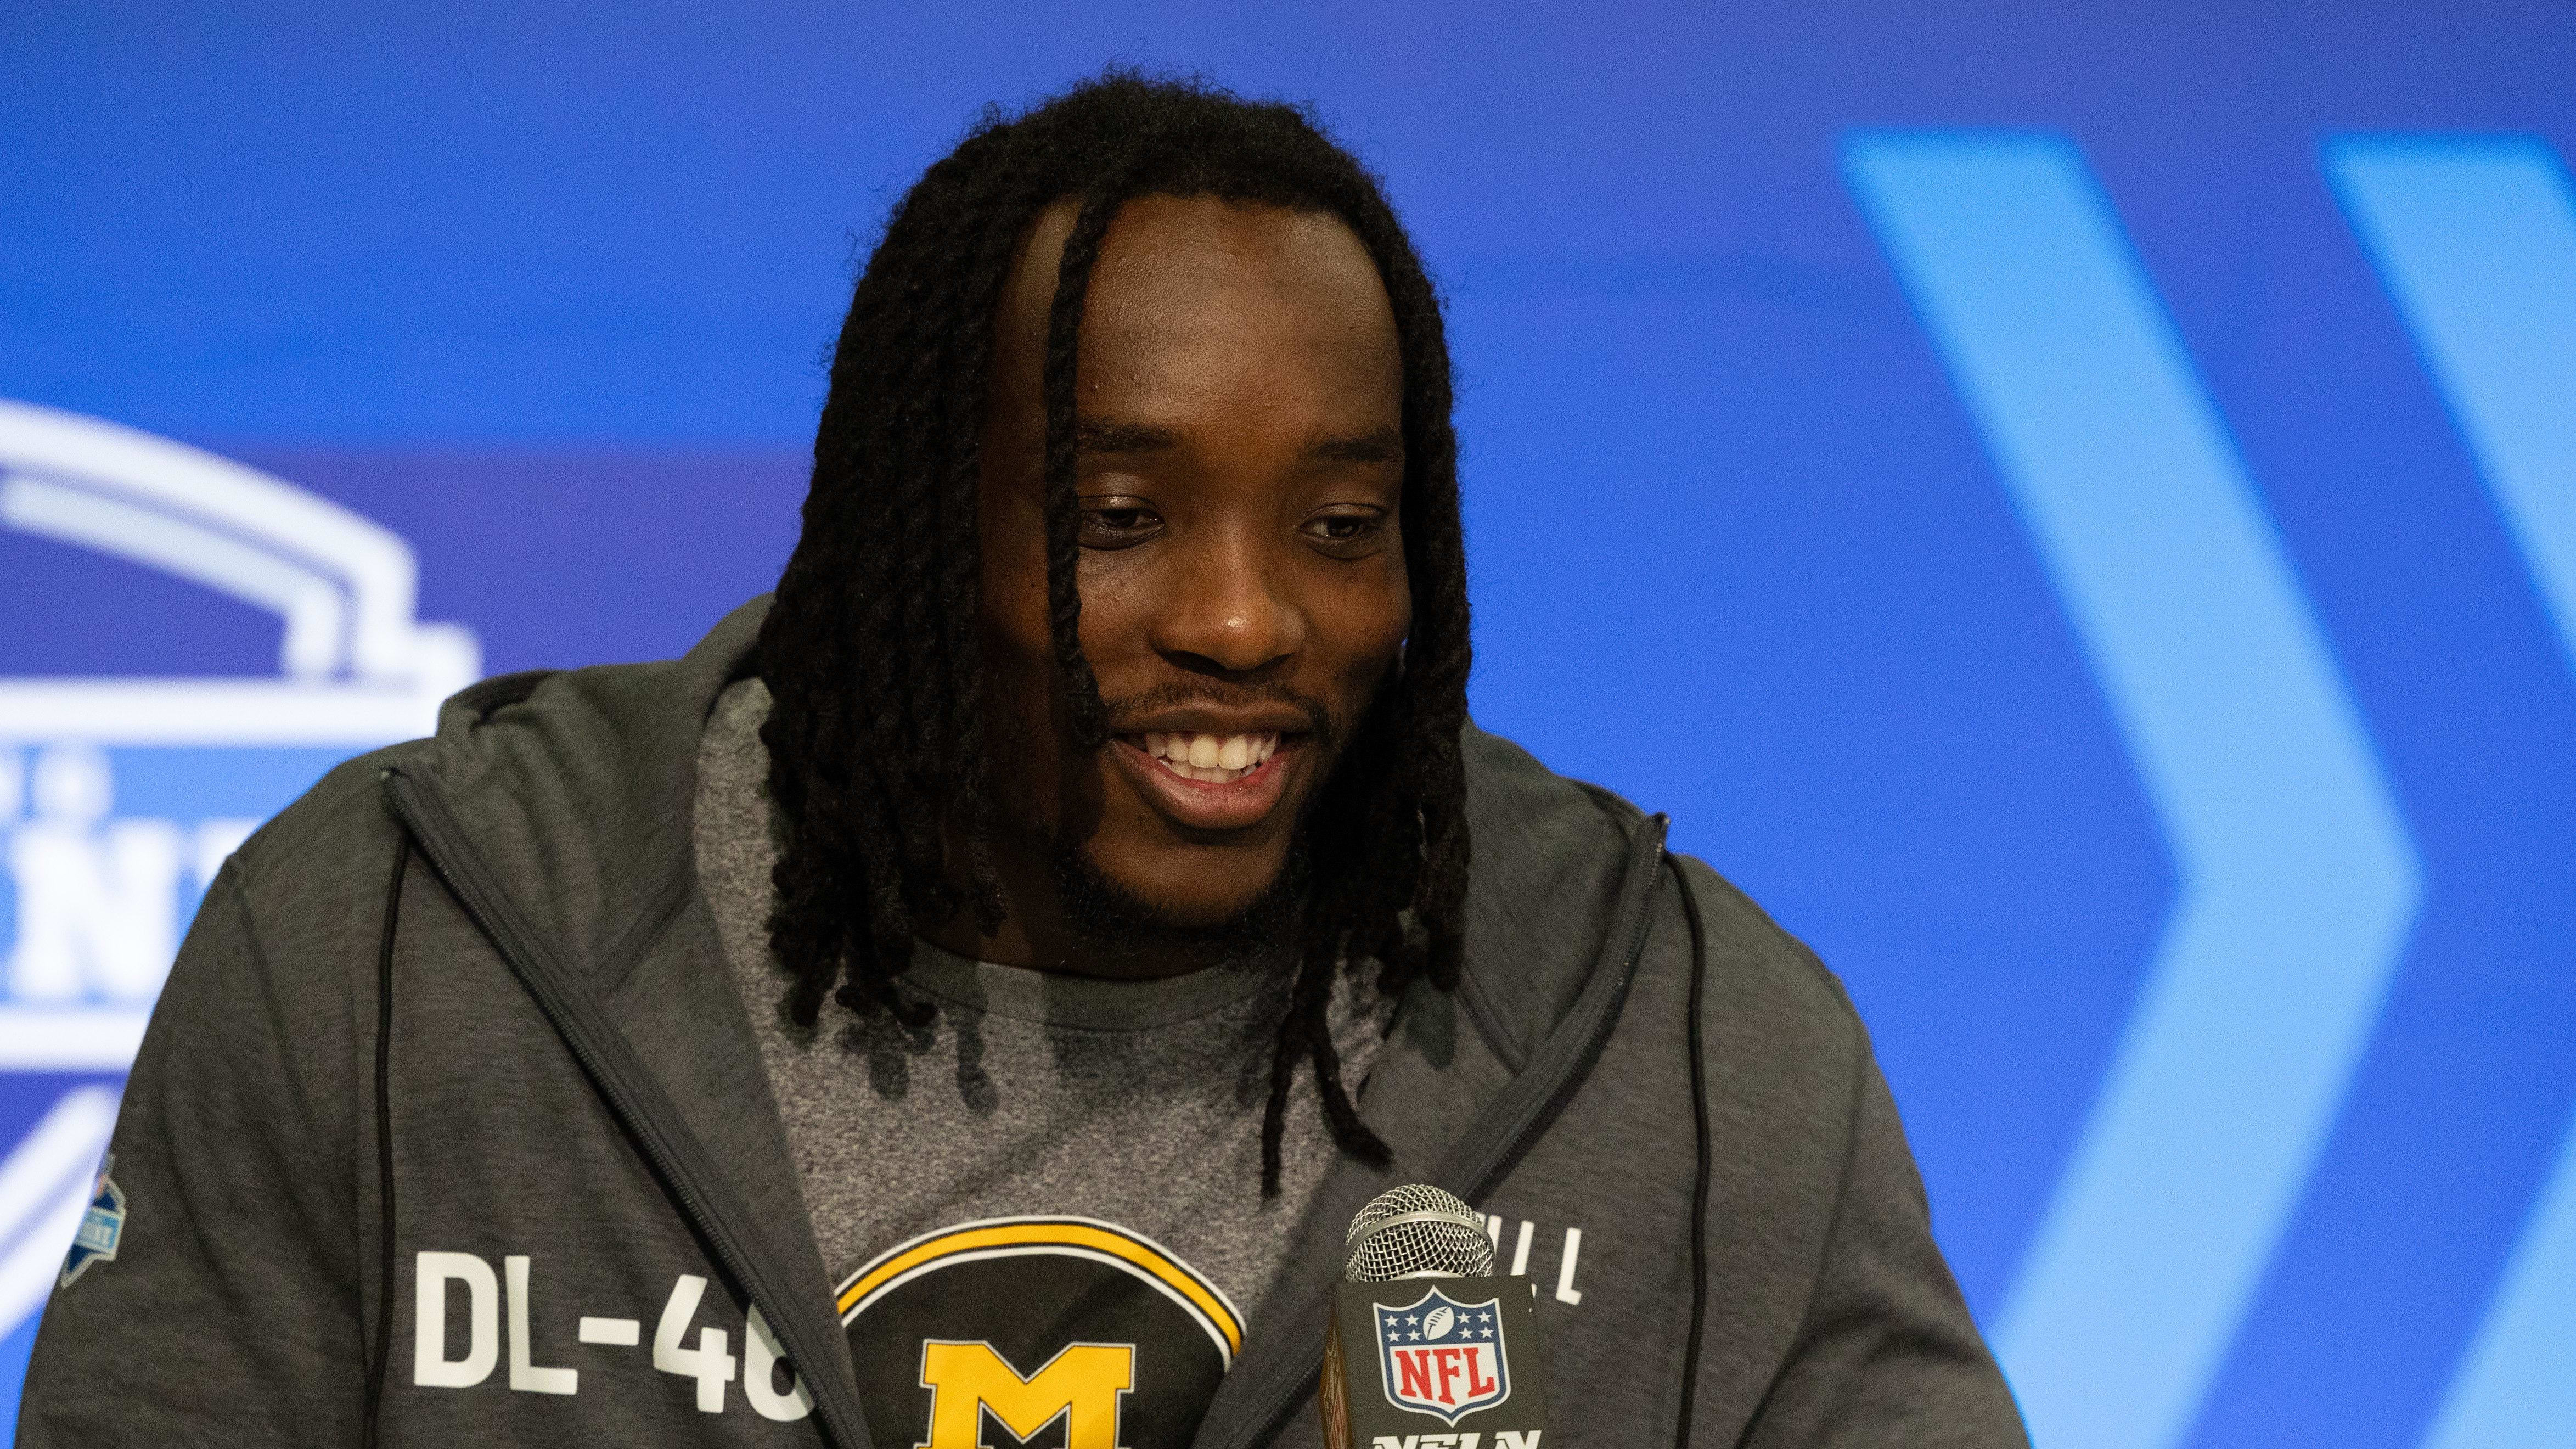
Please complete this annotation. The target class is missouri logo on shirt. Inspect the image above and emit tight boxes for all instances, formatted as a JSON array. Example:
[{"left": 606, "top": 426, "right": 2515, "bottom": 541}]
[{"left": 837, "top": 1216, "right": 1244, "bottom": 1449}]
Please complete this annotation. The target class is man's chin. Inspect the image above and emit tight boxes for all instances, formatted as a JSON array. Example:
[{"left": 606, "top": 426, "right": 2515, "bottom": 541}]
[{"left": 1048, "top": 840, "right": 1307, "bottom": 971}]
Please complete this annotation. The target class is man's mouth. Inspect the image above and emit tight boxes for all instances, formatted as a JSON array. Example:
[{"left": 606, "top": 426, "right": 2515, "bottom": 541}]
[
  {"left": 1108, "top": 727, "right": 1302, "bottom": 833},
  {"left": 1130, "top": 731, "right": 1281, "bottom": 784}
]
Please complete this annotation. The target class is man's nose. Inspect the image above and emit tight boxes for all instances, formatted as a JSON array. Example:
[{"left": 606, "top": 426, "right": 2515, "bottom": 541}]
[{"left": 1151, "top": 532, "right": 1307, "bottom": 674}]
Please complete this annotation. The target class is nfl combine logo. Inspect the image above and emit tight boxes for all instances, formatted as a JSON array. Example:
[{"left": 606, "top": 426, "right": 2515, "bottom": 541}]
[
  {"left": 0, "top": 399, "right": 477, "bottom": 1338},
  {"left": 1372, "top": 1288, "right": 1510, "bottom": 1424},
  {"left": 58, "top": 1152, "right": 123, "bottom": 1287}
]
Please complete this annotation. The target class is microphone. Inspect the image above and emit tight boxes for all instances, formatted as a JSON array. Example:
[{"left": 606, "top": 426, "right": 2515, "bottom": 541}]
[{"left": 1320, "top": 1186, "right": 1549, "bottom": 1449}]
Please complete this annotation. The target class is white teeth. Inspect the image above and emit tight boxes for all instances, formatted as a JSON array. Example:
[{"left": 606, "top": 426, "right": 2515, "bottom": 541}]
[{"left": 1130, "top": 731, "right": 1283, "bottom": 784}]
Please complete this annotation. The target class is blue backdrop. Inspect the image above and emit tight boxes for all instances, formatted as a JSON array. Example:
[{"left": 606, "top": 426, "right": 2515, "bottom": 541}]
[{"left": 4, "top": 4, "right": 2573, "bottom": 1444}]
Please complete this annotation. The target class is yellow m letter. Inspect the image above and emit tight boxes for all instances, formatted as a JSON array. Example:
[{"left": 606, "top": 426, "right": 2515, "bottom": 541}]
[{"left": 916, "top": 1341, "right": 1135, "bottom": 1449}]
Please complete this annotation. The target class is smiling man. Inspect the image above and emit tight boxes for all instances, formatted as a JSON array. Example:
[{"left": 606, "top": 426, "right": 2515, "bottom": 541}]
[{"left": 20, "top": 74, "right": 2025, "bottom": 1449}]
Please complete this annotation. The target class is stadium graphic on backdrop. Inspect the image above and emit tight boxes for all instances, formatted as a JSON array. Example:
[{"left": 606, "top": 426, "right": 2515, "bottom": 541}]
[{"left": 0, "top": 398, "right": 479, "bottom": 1351}]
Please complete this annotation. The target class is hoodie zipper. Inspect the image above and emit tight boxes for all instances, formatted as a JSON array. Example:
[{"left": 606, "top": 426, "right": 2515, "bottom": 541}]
[
  {"left": 384, "top": 768, "right": 875, "bottom": 1449},
  {"left": 1197, "top": 812, "right": 1671, "bottom": 1449}
]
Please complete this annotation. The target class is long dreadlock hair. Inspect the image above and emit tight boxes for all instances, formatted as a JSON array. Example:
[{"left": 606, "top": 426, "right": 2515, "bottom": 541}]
[{"left": 756, "top": 71, "right": 1471, "bottom": 1195}]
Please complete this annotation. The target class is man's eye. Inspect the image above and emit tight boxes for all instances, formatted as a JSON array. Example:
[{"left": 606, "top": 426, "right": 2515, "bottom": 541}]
[
  {"left": 1078, "top": 501, "right": 1162, "bottom": 547},
  {"left": 1302, "top": 509, "right": 1387, "bottom": 548}
]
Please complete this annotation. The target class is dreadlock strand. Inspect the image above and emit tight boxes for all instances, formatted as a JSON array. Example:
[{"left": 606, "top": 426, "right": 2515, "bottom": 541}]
[
  {"left": 1037, "top": 183, "right": 1130, "bottom": 751},
  {"left": 1309, "top": 1016, "right": 1392, "bottom": 1169},
  {"left": 934, "top": 166, "right": 1057, "bottom": 935},
  {"left": 885, "top": 239, "right": 988, "bottom": 929},
  {"left": 1259, "top": 967, "right": 1311, "bottom": 1195}
]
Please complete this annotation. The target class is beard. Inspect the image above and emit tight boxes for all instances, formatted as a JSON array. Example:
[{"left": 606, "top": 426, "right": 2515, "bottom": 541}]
[{"left": 1039, "top": 825, "right": 1313, "bottom": 971}]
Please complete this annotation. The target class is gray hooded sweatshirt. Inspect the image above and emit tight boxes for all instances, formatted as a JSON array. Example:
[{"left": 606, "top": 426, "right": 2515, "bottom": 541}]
[{"left": 16, "top": 598, "right": 2027, "bottom": 1448}]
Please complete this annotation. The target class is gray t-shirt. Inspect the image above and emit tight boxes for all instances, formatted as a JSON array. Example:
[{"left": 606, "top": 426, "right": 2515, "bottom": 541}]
[{"left": 694, "top": 680, "right": 1382, "bottom": 1449}]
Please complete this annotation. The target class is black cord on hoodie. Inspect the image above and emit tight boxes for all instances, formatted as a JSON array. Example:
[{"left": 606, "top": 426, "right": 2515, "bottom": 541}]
[
  {"left": 1668, "top": 853, "right": 1712, "bottom": 1449},
  {"left": 364, "top": 834, "right": 408, "bottom": 1448}
]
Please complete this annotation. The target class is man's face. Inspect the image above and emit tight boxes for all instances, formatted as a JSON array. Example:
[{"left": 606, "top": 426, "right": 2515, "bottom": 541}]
[{"left": 971, "top": 194, "right": 1409, "bottom": 964}]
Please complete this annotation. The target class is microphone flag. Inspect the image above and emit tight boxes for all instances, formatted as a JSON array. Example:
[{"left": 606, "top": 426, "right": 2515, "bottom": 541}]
[{"left": 1326, "top": 1276, "right": 1547, "bottom": 1448}]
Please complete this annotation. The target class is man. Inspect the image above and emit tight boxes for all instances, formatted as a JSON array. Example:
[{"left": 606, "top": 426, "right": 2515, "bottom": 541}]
[{"left": 20, "top": 74, "right": 2026, "bottom": 1447}]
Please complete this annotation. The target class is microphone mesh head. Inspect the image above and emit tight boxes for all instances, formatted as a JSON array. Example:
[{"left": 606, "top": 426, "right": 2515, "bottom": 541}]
[{"left": 1342, "top": 1183, "right": 1496, "bottom": 1282}]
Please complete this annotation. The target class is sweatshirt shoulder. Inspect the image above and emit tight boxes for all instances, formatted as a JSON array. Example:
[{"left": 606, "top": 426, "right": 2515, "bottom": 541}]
[
  {"left": 215, "top": 661, "right": 591, "bottom": 925},
  {"left": 1458, "top": 722, "right": 1861, "bottom": 1070},
  {"left": 1455, "top": 723, "right": 1643, "bottom": 1063},
  {"left": 226, "top": 739, "right": 426, "bottom": 909},
  {"left": 1669, "top": 851, "right": 1860, "bottom": 1039},
  {"left": 1663, "top": 851, "right": 1871, "bottom": 1126}
]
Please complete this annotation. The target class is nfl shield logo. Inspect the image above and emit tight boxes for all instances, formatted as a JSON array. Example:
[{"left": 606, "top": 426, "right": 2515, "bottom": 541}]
[{"left": 1371, "top": 1287, "right": 1511, "bottom": 1424}]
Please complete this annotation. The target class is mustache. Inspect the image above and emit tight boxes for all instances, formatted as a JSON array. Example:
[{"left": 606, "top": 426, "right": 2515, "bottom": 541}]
[{"left": 1096, "top": 681, "right": 1341, "bottom": 751}]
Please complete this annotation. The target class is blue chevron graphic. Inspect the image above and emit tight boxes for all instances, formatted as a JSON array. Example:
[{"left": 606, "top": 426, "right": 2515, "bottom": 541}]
[
  {"left": 2328, "top": 136, "right": 2576, "bottom": 683},
  {"left": 2418, "top": 1115, "right": 2576, "bottom": 1447},
  {"left": 1844, "top": 133, "right": 2422, "bottom": 1449},
  {"left": 2326, "top": 133, "right": 2576, "bottom": 1448}
]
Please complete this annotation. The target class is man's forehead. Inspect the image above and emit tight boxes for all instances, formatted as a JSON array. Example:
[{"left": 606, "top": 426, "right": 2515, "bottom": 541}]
[
  {"left": 1071, "top": 417, "right": 1402, "bottom": 463},
  {"left": 1000, "top": 195, "right": 1388, "bottom": 333},
  {"left": 985, "top": 194, "right": 1403, "bottom": 458}
]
